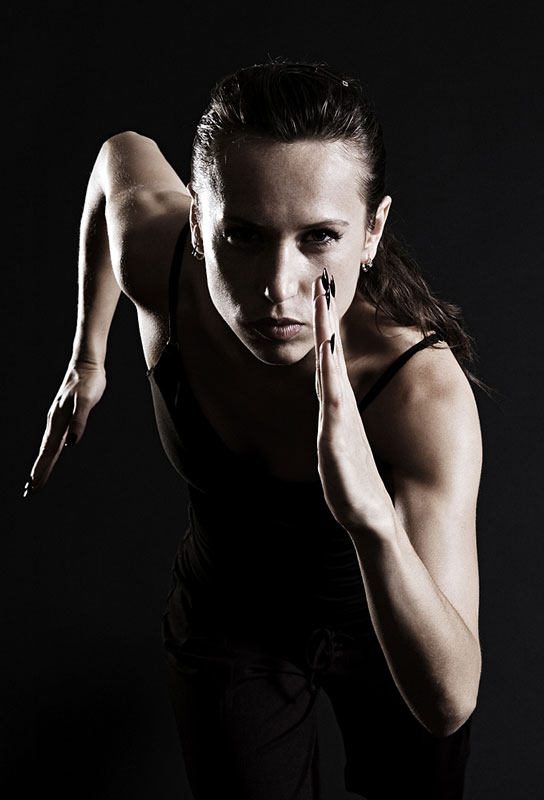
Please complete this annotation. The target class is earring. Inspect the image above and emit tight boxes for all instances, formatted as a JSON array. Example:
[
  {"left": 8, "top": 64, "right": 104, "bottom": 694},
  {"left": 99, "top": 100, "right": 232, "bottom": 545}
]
[
  {"left": 191, "top": 244, "right": 205, "bottom": 261},
  {"left": 360, "top": 257, "right": 373, "bottom": 273}
]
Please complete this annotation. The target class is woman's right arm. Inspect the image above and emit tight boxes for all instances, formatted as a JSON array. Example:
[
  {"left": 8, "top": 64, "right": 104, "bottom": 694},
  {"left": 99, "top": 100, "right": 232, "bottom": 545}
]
[{"left": 26, "top": 132, "right": 189, "bottom": 496}]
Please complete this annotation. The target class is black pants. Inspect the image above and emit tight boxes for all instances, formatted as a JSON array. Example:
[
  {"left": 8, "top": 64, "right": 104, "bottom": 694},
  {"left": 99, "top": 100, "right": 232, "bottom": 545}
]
[{"left": 165, "top": 625, "right": 472, "bottom": 800}]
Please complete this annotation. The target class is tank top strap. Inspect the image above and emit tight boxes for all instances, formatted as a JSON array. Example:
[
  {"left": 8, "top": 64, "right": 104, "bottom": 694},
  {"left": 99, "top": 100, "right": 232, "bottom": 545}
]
[
  {"left": 166, "top": 220, "right": 191, "bottom": 346},
  {"left": 358, "top": 331, "right": 444, "bottom": 411}
]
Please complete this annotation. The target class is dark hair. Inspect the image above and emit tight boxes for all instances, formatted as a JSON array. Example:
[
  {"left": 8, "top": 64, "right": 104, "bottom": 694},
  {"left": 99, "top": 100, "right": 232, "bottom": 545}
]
[{"left": 191, "top": 59, "right": 487, "bottom": 391}]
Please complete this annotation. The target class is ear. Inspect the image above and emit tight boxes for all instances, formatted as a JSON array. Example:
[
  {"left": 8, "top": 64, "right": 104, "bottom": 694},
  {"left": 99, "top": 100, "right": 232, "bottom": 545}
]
[
  {"left": 187, "top": 181, "right": 197, "bottom": 202},
  {"left": 361, "top": 195, "right": 392, "bottom": 262},
  {"left": 186, "top": 182, "right": 202, "bottom": 244}
]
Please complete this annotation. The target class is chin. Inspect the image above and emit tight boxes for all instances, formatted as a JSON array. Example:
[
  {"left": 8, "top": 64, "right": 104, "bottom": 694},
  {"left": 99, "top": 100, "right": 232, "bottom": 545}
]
[{"left": 244, "top": 339, "right": 310, "bottom": 367}]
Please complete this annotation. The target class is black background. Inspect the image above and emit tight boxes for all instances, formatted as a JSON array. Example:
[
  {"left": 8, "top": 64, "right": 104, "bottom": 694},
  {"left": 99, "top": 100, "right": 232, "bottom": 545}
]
[{"left": 6, "top": 1, "right": 544, "bottom": 797}]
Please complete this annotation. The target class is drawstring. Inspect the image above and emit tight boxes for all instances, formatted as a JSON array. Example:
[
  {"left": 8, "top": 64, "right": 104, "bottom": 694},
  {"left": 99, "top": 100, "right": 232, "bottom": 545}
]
[{"left": 304, "top": 627, "right": 356, "bottom": 692}]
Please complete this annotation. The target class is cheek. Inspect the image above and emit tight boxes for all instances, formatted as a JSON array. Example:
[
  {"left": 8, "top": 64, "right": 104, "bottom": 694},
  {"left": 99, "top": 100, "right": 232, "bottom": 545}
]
[
  {"left": 330, "top": 262, "right": 361, "bottom": 308},
  {"left": 207, "top": 241, "right": 261, "bottom": 299},
  {"left": 205, "top": 258, "right": 246, "bottom": 315}
]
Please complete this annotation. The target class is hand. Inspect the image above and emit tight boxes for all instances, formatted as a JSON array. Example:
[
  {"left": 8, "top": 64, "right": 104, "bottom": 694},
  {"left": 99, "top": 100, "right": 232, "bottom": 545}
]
[
  {"left": 25, "top": 361, "right": 107, "bottom": 496},
  {"left": 312, "top": 272, "right": 394, "bottom": 540}
]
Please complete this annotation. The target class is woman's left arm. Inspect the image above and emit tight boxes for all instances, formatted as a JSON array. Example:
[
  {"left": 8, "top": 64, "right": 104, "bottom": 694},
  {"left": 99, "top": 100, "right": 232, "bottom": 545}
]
[{"left": 313, "top": 276, "right": 482, "bottom": 739}]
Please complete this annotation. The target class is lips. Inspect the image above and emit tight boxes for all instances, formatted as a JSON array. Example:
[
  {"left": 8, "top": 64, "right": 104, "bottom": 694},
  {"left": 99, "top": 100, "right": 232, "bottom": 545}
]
[
  {"left": 256, "top": 317, "right": 302, "bottom": 325},
  {"left": 249, "top": 317, "right": 304, "bottom": 341}
]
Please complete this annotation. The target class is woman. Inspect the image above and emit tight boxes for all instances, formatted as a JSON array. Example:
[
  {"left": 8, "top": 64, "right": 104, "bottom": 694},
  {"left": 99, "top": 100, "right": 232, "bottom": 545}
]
[{"left": 26, "top": 61, "right": 482, "bottom": 799}]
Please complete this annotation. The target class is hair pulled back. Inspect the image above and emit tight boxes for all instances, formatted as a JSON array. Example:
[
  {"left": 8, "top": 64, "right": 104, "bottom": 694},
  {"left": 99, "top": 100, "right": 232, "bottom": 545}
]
[{"left": 191, "top": 59, "right": 483, "bottom": 388}]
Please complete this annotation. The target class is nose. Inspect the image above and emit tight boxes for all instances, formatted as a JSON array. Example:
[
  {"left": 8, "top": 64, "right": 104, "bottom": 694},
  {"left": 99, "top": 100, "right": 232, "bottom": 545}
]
[{"left": 261, "top": 240, "right": 304, "bottom": 304}]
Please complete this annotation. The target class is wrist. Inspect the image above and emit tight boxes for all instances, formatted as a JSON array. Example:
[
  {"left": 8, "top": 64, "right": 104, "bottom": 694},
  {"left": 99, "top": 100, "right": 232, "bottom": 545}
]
[
  {"left": 71, "top": 330, "right": 107, "bottom": 370},
  {"left": 69, "top": 350, "right": 106, "bottom": 372}
]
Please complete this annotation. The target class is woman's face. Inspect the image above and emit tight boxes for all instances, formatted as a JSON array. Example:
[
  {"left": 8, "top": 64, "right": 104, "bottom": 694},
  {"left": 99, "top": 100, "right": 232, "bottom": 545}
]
[{"left": 189, "top": 139, "right": 390, "bottom": 368}]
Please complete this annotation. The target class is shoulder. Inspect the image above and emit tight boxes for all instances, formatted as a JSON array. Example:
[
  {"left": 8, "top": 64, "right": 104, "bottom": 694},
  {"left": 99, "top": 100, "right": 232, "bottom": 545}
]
[
  {"left": 100, "top": 131, "right": 193, "bottom": 307},
  {"left": 362, "top": 330, "right": 482, "bottom": 489}
]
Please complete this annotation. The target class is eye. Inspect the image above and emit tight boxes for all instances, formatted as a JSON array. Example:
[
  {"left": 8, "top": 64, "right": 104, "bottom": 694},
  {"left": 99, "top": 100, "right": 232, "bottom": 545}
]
[
  {"left": 306, "top": 229, "right": 342, "bottom": 246},
  {"left": 223, "top": 227, "right": 259, "bottom": 245},
  {"left": 222, "top": 226, "right": 343, "bottom": 247}
]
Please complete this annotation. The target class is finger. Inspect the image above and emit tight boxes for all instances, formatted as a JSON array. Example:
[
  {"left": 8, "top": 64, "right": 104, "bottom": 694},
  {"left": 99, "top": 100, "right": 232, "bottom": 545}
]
[
  {"left": 315, "top": 351, "right": 322, "bottom": 402},
  {"left": 312, "top": 274, "right": 333, "bottom": 354},
  {"left": 327, "top": 275, "right": 350, "bottom": 384},
  {"left": 312, "top": 277, "right": 321, "bottom": 399},
  {"left": 320, "top": 333, "right": 342, "bottom": 411},
  {"left": 312, "top": 277, "right": 322, "bottom": 401},
  {"left": 31, "top": 396, "right": 75, "bottom": 490},
  {"left": 312, "top": 275, "right": 332, "bottom": 403}
]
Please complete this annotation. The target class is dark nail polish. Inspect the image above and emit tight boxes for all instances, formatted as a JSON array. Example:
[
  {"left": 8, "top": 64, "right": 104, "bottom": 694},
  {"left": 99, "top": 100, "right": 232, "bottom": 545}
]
[
  {"left": 65, "top": 433, "right": 77, "bottom": 447},
  {"left": 326, "top": 289, "right": 331, "bottom": 310},
  {"left": 321, "top": 268, "right": 329, "bottom": 291},
  {"left": 23, "top": 477, "right": 34, "bottom": 499},
  {"left": 330, "top": 276, "right": 336, "bottom": 298},
  {"left": 330, "top": 333, "right": 336, "bottom": 354}
]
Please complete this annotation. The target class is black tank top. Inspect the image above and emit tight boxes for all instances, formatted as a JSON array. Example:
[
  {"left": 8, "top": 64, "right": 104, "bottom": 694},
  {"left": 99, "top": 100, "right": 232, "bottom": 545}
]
[{"left": 147, "top": 220, "right": 444, "bottom": 645}]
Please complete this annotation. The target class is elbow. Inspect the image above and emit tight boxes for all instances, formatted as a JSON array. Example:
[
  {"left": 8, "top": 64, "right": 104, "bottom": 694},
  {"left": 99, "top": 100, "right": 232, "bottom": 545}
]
[
  {"left": 431, "top": 708, "right": 475, "bottom": 739},
  {"left": 431, "top": 644, "right": 482, "bottom": 738},
  {"left": 425, "top": 694, "right": 478, "bottom": 739}
]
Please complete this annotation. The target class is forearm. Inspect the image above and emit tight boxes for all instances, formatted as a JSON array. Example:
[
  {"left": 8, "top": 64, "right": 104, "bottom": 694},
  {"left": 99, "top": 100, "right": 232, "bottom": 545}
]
[
  {"left": 71, "top": 145, "right": 121, "bottom": 368},
  {"left": 350, "top": 515, "right": 481, "bottom": 737}
]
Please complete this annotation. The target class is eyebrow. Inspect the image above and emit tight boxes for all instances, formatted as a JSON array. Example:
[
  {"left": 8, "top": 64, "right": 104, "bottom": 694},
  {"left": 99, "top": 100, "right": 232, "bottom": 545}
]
[{"left": 223, "top": 216, "right": 350, "bottom": 229}]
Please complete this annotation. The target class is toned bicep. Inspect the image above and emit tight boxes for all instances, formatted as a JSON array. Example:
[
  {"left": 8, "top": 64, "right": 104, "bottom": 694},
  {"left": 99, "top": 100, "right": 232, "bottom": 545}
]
[
  {"left": 98, "top": 131, "right": 191, "bottom": 269},
  {"left": 91, "top": 133, "right": 192, "bottom": 305},
  {"left": 382, "top": 351, "right": 483, "bottom": 640},
  {"left": 106, "top": 199, "right": 191, "bottom": 312}
]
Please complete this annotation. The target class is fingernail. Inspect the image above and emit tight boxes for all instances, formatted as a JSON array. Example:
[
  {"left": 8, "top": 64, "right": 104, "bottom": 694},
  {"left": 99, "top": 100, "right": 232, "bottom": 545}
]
[
  {"left": 330, "top": 333, "right": 335, "bottom": 354},
  {"left": 330, "top": 276, "right": 336, "bottom": 298},
  {"left": 321, "top": 268, "right": 329, "bottom": 291},
  {"left": 23, "top": 476, "right": 34, "bottom": 499},
  {"left": 65, "top": 433, "right": 77, "bottom": 447},
  {"left": 326, "top": 289, "right": 331, "bottom": 310}
]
